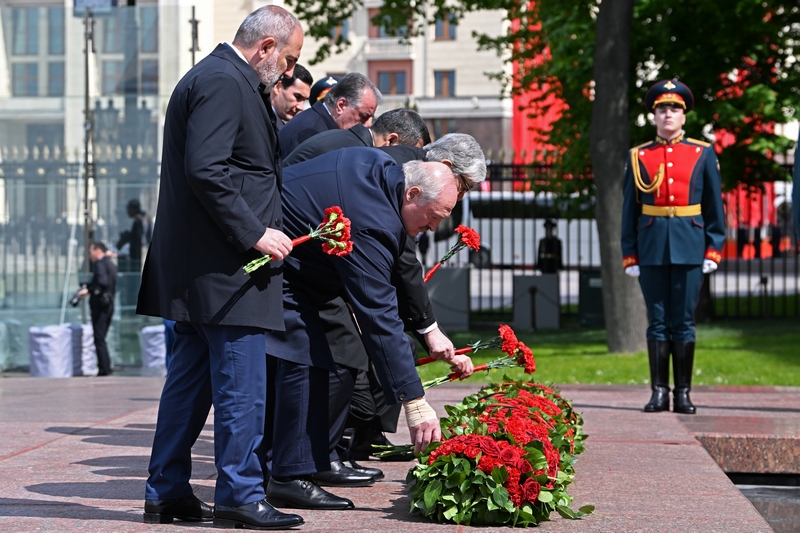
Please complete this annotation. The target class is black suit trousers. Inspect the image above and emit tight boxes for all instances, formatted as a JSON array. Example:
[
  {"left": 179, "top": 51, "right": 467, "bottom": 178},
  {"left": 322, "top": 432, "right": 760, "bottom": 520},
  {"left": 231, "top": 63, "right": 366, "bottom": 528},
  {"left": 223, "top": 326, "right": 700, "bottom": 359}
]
[{"left": 90, "top": 303, "right": 113, "bottom": 375}]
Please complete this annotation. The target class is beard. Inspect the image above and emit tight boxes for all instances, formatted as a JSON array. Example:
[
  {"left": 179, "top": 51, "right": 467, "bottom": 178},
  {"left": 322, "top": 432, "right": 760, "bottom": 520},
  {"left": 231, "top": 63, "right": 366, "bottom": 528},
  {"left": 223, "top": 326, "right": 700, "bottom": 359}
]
[{"left": 255, "top": 51, "right": 281, "bottom": 92}]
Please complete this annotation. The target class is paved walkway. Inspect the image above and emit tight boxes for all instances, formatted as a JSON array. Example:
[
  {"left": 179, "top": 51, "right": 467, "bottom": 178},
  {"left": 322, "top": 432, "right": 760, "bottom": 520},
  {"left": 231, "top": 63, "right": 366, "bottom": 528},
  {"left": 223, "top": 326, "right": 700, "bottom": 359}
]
[{"left": 0, "top": 375, "right": 790, "bottom": 532}]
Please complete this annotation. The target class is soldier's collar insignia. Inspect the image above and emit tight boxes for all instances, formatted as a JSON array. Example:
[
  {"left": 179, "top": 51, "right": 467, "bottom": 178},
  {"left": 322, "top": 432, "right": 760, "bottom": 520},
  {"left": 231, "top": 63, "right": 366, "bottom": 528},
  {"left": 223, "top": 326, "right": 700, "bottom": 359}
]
[{"left": 655, "top": 133, "right": 684, "bottom": 145}]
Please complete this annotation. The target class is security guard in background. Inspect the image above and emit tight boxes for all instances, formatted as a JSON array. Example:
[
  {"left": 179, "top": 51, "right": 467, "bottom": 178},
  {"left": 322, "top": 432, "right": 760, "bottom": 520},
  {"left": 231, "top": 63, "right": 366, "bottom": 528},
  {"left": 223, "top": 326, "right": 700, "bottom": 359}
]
[
  {"left": 621, "top": 79, "right": 726, "bottom": 414},
  {"left": 537, "top": 218, "right": 563, "bottom": 274}
]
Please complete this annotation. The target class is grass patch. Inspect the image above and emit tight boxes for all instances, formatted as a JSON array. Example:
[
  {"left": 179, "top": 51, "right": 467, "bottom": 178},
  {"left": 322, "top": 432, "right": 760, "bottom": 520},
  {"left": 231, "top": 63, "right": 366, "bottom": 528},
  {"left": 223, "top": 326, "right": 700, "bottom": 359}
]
[
  {"left": 714, "top": 293, "right": 800, "bottom": 318},
  {"left": 416, "top": 318, "right": 800, "bottom": 387}
]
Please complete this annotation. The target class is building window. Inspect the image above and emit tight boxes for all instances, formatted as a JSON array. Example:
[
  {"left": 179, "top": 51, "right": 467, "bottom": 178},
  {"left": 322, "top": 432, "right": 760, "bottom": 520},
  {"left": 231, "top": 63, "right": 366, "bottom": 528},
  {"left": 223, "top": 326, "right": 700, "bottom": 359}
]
[
  {"left": 12, "top": 63, "right": 38, "bottom": 96},
  {"left": 377, "top": 71, "right": 407, "bottom": 95},
  {"left": 435, "top": 13, "right": 456, "bottom": 40},
  {"left": 12, "top": 8, "right": 39, "bottom": 56},
  {"left": 434, "top": 70, "right": 455, "bottom": 97},
  {"left": 368, "top": 8, "right": 408, "bottom": 39},
  {"left": 141, "top": 60, "right": 158, "bottom": 94},
  {"left": 102, "top": 13, "right": 122, "bottom": 53},
  {"left": 330, "top": 19, "right": 349, "bottom": 41},
  {"left": 48, "top": 62, "right": 64, "bottom": 96},
  {"left": 433, "top": 119, "right": 457, "bottom": 139},
  {"left": 48, "top": 7, "right": 65, "bottom": 55},
  {"left": 141, "top": 7, "right": 158, "bottom": 53},
  {"left": 102, "top": 61, "right": 123, "bottom": 95}
]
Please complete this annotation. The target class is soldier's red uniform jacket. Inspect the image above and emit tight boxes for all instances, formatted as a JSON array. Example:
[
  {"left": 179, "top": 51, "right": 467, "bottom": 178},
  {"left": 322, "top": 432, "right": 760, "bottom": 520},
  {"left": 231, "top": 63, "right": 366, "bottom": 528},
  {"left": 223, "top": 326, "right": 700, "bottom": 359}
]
[{"left": 621, "top": 135, "right": 726, "bottom": 267}]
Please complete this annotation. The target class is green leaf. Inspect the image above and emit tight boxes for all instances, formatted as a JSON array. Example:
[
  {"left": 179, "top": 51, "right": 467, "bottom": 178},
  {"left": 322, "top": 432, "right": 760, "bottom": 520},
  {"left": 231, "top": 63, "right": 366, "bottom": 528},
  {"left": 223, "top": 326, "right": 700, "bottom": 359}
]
[
  {"left": 443, "top": 505, "right": 459, "bottom": 520},
  {"left": 423, "top": 479, "right": 442, "bottom": 509},
  {"left": 578, "top": 505, "right": 596, "bottom": 516},
  {"left": 556, "top": 505, "right": 577, "bottom": 519},
  {"left": 491, "top": 487, "right": 510, "bottom": 508},
  {"left": 537, "top": 490, "right": 554, "bottom": 503}
]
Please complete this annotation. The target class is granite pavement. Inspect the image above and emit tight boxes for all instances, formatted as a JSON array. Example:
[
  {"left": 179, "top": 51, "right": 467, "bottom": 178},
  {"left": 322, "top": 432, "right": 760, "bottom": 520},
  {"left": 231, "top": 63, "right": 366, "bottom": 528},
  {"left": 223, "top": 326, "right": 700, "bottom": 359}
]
[{"left": 0, "top": 375, "right": 790, "bottom": 532}]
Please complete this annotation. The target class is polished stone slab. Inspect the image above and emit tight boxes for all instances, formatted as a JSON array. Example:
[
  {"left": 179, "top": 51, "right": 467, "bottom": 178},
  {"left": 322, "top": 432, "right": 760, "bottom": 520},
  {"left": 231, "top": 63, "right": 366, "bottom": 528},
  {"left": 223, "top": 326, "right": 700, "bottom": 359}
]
[{"left": 0, "top": 377, "right": 776, "bottom": 532}]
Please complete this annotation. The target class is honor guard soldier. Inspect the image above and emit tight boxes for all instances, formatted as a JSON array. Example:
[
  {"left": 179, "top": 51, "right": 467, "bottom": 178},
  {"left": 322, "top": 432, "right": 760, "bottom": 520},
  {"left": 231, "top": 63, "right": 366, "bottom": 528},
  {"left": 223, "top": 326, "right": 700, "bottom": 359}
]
[{"left": 621, "top": 79, "right": 726, "bottom": 414}]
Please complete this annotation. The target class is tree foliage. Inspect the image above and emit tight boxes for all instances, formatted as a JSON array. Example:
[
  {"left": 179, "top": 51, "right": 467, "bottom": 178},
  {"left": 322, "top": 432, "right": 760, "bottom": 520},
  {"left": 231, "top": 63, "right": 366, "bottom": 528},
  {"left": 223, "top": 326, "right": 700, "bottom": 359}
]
[{"left": 287, "top": 0, "right": 800, "bottom": 189}]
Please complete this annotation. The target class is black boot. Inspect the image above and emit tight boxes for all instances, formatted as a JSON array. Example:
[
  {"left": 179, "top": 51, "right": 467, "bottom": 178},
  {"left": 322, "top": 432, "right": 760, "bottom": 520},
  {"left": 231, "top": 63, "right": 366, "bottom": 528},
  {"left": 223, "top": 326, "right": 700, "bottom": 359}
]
[
  {"left": 644, "top": 339, "right": 670, "bottom": 412},
  {"left": 672, "top": 340, "right": 697, "bottom": 414}
]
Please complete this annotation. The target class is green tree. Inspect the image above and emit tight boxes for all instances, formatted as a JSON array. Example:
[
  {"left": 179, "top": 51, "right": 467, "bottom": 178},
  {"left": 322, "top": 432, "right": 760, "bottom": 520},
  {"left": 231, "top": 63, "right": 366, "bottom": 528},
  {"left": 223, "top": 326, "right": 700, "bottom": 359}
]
[{"left": 286, "top": 0, "right": 800, "bottom": 353}]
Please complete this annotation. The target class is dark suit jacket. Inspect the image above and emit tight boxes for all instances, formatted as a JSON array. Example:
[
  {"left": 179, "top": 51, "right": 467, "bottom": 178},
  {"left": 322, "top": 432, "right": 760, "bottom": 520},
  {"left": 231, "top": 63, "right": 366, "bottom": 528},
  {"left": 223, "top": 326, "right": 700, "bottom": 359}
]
[
  {"left": 285, "top": 139, "right": 435, "bottom": 341},
  {"left": 264, "top": 148, "right": 424, "bottom": 404},
  {"left": 137, "top": 43, "right": 285, "bottom": 329},
  {"left": 89, "top": 256, "right": 117, "bottom": 308},
  {"left": 283, "top": 124, "right": 373, "bottom": 167},
  {"left": 278, "top": 100, "right": 338, "bottom": 155}
]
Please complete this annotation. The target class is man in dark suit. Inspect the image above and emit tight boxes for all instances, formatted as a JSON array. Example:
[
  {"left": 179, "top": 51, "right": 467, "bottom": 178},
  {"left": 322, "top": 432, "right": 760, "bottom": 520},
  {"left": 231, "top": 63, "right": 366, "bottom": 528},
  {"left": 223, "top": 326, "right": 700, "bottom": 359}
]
[
  {"left": 76, "top": 241, "right": 117, "bottom": 376},
  {"left": 278, "top": 72, "right": 382, "bottom": 154},
  {"left": 270, "top": 63, "right": 312, "bottom": 130},
  {"left": 621, "top": 79, "right": 726, "bottom": 415},
  {"left": 283, "top": 107, "right": 430, "bottom": 166},
  {"left": 137, "top": 6, "right": 304, "bottom": 530},
  {"left": 281, "top": 133, "right": 484, "bottom": 486},
  {"left": 262, "top": 150, "right": 460, "bottom": 510}
]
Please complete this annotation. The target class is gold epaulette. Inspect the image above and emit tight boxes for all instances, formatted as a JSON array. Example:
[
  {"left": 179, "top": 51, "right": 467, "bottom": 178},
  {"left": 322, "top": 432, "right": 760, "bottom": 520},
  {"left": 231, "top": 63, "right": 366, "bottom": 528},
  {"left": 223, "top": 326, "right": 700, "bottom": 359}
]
[
  {"left": 630, "top": 141, "right": 652, "bottom": 153},
  {"left": 686, "top": 137, "right": 711, "bottom": 147}
]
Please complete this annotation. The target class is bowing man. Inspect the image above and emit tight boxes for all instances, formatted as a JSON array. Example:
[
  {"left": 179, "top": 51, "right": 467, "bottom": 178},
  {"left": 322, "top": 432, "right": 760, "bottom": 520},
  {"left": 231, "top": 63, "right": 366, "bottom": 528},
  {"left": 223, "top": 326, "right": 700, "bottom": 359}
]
[{"left": 263, "top": 149, "right": 458, "bottom": 510}]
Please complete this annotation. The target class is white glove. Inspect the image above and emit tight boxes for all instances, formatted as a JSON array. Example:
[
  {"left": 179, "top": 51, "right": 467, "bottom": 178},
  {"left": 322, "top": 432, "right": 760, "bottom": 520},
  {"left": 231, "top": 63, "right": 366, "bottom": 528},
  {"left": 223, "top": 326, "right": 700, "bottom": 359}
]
[
  {"left": 625, "top": 265, "right": 640, "bottom": 277},
  {"left": 702, "top": 259, "right": 718, "bottom": 274}
]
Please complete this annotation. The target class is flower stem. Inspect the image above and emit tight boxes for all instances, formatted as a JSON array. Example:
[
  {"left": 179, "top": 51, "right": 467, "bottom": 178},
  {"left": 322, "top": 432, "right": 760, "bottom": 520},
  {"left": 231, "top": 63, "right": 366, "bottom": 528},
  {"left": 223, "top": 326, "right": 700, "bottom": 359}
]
[{"left": 423, "top": 262, "right": 442, "bottom": 283}]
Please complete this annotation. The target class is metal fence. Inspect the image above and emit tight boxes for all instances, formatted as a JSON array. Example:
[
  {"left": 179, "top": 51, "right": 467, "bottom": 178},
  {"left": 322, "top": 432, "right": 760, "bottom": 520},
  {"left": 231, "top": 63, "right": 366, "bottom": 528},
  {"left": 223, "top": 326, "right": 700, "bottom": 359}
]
[
  {"left": 0, "top": 150, "right": 161, "bottom": 370},
  {"left": 426, "top": 162, "right": 799, "bottom": 327},
  {"left": 0, "top": 157, "right": 796, "bottom": 369}
]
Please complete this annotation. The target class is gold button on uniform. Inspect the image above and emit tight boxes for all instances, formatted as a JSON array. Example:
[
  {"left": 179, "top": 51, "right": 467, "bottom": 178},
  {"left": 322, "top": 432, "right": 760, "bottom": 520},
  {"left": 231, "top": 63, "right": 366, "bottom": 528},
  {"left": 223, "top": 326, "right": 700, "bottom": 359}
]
[
  {"left": 668, "top": 178, "right": 674, "bottom": 184},
  {"left": 667, "top": 147, "right": 673, "bottom": 153},
  {"left": 667, "top": 162, "right": 673, "bottom": 167},
  {"left": 669, "top": 195, "right": 675, "bottom": 201}
]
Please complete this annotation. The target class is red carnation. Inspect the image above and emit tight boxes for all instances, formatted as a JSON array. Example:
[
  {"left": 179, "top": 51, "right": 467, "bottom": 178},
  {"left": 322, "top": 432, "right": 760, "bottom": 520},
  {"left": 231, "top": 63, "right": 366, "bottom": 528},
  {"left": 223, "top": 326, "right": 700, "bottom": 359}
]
[
  {"left": 515, "top": 341, "right": 536, "bottom": 374},
  {"left": 477, "top": 456, "right": 505, "bottom": 474},
  {"left": 322, "top": 239, "right": 354, "bottom": 256},
  {"left": 498, "top": 324, "right": 519, "bottom": 356},
  {"left": 244, "top": 205, "right": 354, "bottom": 274},
  {"left": 454, "top": 225, "right": 481, "bottom": 251},
  {"left": 423, "top": 225, "right": 481, "bottom": 282},
  {"left": 465, "top": 446, "right": 481, "bottom": 459}
]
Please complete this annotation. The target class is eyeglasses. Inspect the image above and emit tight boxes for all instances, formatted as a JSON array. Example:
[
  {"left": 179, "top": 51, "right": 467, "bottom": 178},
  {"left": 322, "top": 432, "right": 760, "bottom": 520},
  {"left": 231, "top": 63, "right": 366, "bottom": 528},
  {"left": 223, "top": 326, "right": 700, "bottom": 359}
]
[{"left": 456, "top": 173, "right": 475, "bottom": 194}]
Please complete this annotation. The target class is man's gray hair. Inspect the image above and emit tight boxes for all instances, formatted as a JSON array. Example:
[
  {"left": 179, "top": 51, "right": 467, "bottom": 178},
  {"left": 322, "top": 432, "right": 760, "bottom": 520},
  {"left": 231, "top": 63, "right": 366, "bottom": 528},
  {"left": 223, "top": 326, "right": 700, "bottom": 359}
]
[
  {"left": 233, "top": 5, "right": 300, "bottom": 50},
  {"left": 403, "top": 160, "right": 447, "bottom": 206},
  {"left": 324, "top": 72, "right": 383, "bottom": 108},
  {"left": 372, "top": 108, "right": 431, "bottom": 146},
  {"left": 424, "top": 133, "right": 487, "bottom": 184}
]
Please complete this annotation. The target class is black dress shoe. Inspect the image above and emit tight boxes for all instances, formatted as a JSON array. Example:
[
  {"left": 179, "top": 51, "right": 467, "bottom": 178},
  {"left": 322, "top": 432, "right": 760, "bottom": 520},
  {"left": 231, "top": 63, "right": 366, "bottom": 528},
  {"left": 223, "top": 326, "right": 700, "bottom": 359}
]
[
  {"left": 311, "top": 460, "right": 375, "bottom": 487},
  {"left": 266, "top": 478, "right": 354, "bottom": 510},
  {"left": 214, "top": 498, "right": 303, "bottom": 530},
  {"left": 348, "top": 461, "right": 384, "bottom": 481},
  {"left": 349, "top": 428, "right": 405, "bottom": 460},
  {"left": 143, "top": 494, "right": 213, "bottom": 523}
]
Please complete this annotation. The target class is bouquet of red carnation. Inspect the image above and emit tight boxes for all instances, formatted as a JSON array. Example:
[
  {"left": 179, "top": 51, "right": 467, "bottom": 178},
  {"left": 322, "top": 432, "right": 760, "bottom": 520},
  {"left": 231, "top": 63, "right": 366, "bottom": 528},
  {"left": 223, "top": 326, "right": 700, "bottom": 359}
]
[
  {"left": 423, "top": 225, "right": 480, "bottom": 282},
  {"left": 244, "top": 206, "right": 353, "bottom": 274},
  {"left": 407, "top": 380, "right": 592, "bottom": 526},
  {"left": 442, "top": 382, "right": 587, "bottom": 474}
]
